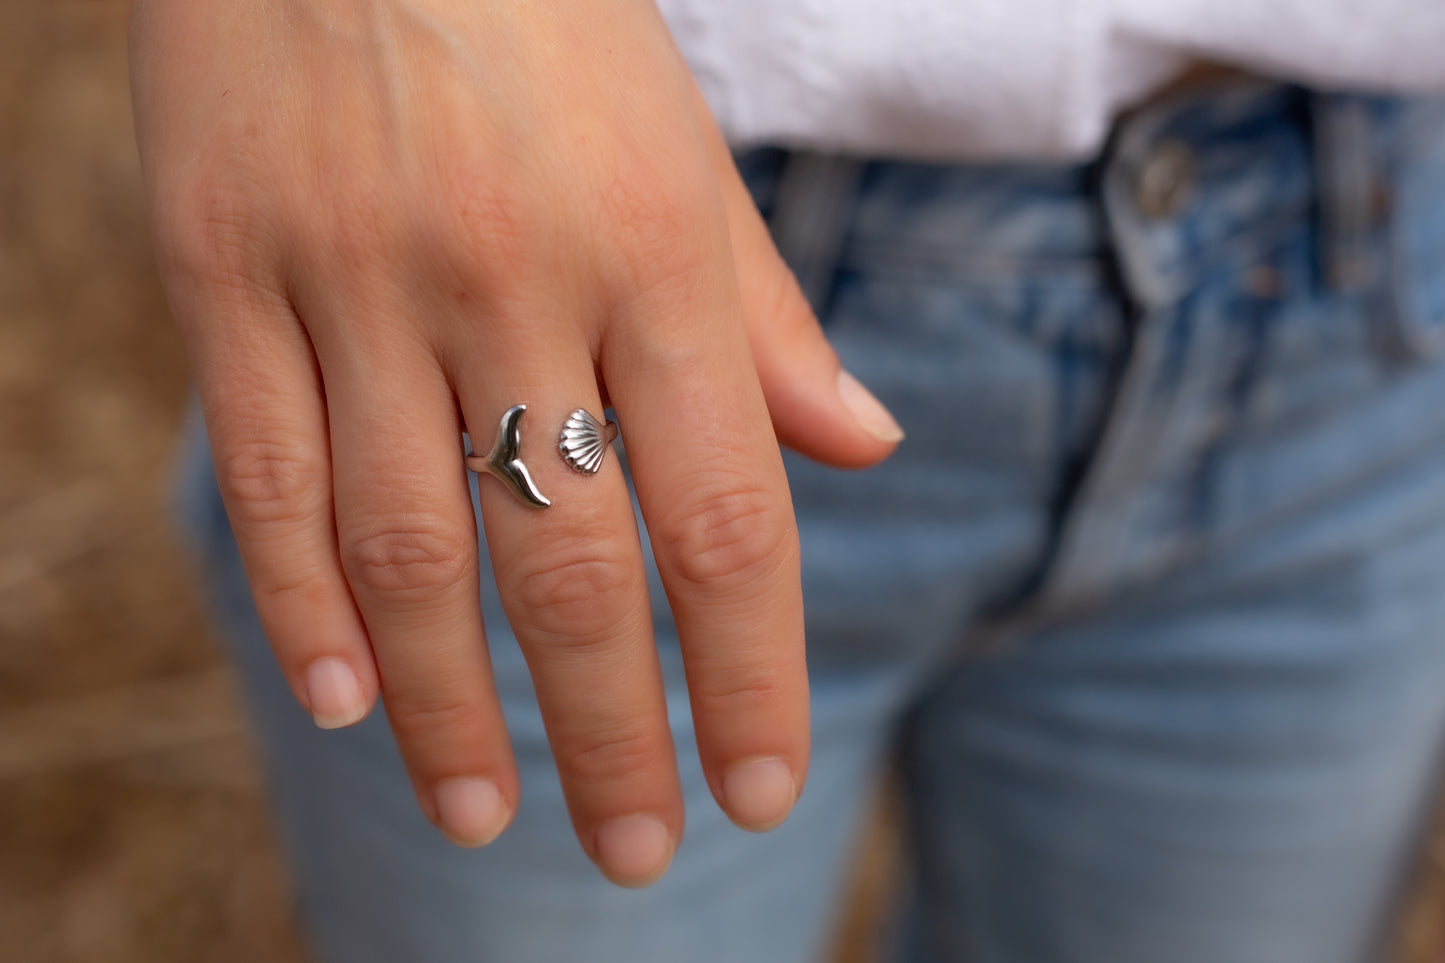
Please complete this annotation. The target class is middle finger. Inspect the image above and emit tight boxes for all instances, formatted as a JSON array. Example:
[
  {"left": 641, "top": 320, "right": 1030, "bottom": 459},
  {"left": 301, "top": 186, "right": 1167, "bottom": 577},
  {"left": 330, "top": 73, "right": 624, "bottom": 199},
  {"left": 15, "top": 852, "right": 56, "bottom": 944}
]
[{"left": 315, "top": 309, "right": 519, "bottom": 849}]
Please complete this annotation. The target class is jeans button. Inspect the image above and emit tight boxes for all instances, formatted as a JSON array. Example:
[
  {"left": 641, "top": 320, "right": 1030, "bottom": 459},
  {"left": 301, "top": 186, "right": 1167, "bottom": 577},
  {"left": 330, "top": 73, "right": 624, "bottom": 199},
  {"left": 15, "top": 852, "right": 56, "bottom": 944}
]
[{"left": 1135, "top": 139, "right": 1197, "bottom": 219}]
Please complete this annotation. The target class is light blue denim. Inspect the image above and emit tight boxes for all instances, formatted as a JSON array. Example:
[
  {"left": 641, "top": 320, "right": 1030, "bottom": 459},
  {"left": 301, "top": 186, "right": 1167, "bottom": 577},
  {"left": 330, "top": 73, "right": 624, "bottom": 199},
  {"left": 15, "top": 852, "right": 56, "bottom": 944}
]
[{"left": 177, "top": 82, "right": 1445, "bottom": 962}]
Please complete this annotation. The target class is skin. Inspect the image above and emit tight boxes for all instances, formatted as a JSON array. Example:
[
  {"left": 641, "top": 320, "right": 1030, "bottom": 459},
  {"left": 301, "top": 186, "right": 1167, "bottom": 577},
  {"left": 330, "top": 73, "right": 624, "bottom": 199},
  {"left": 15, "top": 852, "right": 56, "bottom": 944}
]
[{"left": 129, "top": 0, "right": 902, "bottom": 887}]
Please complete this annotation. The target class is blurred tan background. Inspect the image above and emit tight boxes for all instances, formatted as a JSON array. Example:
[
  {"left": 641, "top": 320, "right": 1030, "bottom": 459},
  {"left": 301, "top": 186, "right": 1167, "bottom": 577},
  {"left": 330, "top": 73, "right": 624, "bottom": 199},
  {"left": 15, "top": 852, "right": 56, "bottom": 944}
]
[{"left": 0, "top": 2, "right": 1441, "bottom": 961}]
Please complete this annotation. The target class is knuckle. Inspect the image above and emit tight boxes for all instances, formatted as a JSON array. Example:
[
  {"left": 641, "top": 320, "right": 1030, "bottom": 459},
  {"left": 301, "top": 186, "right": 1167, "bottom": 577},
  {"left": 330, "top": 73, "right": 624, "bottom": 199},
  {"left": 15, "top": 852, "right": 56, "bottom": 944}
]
[
  {"left": 505, "top": 544, "right": 638, "bottom": 642},
  {"left": 385, "top": 689, "right": 489, "bottom": 744},
  {"left": 563, "top": 725, "right": 667, "bottom": 784},
  {"left": 252, "top": 570, "right": 338, "bottom": 633},
  {"left": 217, "top": 439, "right": 327, "bottom": 526},
  {"left": 318, "top": 182, "right": 392, "bottom": 266},
  {"left": 255, "top": 568, "right": 333, "bottom": 611},
  {"left": 593, "top": 157, "right": 709, "bottom": 285},
  {"left": 605, "top": 172, "right": 690, "bottom": 251},
  {"left": 442, "top": 165, "right": 538, "bottom": 280},
  {"left": 157, "top": 164, "right": 272, "bottom": 291},
  {"left": 341, "top": 516, "right": 475, "bottom": 602},
  {"left": 692, "top": 670, "right": 787, "bottom": 718},
  {"left": 659, "top": 482, "right": 796, "bottom": 591}
]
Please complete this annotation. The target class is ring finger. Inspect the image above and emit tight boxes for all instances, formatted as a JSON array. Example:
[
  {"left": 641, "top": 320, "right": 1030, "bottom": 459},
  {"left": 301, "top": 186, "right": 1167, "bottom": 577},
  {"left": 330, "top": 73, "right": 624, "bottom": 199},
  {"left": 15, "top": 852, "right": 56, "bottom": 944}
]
[{"left": 446, "top": 320, "right": 683, "bottom": 888}]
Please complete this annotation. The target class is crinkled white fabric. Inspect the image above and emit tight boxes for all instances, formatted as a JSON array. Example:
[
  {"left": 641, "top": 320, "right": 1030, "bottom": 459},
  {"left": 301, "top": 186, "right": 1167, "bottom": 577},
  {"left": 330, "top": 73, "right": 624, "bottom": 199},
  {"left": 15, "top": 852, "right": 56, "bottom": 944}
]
[{"left": 655, "top": 0, "right": 1445, "bottom": 160}]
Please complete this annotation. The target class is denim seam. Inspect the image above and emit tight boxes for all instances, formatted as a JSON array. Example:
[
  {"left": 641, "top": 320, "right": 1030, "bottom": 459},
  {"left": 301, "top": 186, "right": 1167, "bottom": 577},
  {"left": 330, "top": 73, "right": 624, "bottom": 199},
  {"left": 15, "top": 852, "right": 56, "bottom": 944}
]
[{"left": 767, "top": 151, "right": 865, "bottom": 316}]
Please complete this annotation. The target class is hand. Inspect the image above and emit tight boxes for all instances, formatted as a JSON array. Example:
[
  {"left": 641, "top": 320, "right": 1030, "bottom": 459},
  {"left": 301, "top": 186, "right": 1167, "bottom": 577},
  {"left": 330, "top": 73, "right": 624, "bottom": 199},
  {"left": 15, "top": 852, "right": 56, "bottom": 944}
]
[{"left": 129, "top": 0, "right": 902, "bottom": 887}]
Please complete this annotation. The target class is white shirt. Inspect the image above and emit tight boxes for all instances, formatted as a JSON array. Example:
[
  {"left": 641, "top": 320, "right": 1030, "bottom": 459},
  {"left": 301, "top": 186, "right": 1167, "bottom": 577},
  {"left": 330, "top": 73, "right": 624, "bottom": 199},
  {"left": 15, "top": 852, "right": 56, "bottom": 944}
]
[{"left": 657, "top": 0, "right": 1445, "bottom": 160}]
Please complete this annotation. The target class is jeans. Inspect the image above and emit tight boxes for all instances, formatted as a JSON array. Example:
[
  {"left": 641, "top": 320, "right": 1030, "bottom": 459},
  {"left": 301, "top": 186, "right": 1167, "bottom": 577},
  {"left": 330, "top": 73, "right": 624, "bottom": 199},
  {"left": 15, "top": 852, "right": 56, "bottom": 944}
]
[{"left": 177, "top": 81, "right": 1445, "bottom": 962}]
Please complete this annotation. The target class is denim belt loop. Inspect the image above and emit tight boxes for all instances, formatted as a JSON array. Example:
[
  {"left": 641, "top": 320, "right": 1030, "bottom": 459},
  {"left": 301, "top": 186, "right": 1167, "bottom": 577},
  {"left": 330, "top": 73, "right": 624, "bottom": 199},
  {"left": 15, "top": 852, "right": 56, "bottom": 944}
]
[
  {"left": 1379, "top": 99, "right": 1445, "bottom": 363},
  {"left": 766, "top": 151, "right": 866, "bottom": 314},
  {"left": 1314, "top": 94, "right": 1445, "bottom": 365},
  {"left": 1311, "top": 93, "right": 1383, "bottom": 295}
]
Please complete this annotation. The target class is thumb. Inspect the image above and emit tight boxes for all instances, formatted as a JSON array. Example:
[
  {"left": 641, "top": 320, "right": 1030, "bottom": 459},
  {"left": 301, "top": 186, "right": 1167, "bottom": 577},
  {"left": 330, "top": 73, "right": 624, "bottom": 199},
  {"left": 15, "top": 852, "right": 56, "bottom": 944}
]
[{"left": 719, "top": 158, "right": 904, "bottom": 468}]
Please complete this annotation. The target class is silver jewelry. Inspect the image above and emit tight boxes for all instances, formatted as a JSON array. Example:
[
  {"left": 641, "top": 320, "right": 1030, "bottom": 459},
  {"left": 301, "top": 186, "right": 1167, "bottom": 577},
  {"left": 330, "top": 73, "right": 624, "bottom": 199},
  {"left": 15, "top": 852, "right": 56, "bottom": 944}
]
[
  {"left": 467, "top": 404, "right": 551, "bottom": 508},
  {"left": 558, "top": 409, "right": 619, "bottom": 474}
]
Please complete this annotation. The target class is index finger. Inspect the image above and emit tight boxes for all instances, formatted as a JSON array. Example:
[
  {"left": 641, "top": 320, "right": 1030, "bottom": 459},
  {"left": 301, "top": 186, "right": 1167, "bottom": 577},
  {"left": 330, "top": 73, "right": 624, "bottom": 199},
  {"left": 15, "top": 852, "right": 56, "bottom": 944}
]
[{"left": 603, "top": 269, "right": 809, "bottom": 832}]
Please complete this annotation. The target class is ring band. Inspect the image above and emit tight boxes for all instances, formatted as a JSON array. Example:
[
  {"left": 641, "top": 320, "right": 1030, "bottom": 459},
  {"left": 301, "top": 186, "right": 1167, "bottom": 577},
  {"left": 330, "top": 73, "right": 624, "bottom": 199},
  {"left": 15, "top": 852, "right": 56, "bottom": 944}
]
[{"left": 466, "top": 404, "right": 551, "bottom": 509}]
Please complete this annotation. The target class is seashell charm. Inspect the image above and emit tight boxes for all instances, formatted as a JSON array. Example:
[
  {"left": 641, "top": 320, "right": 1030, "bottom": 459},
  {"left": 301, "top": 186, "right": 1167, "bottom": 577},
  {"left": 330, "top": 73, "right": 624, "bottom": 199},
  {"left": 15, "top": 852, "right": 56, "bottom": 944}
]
[{"left": 559, "top": 408, "right": 620, "bottom": 474}]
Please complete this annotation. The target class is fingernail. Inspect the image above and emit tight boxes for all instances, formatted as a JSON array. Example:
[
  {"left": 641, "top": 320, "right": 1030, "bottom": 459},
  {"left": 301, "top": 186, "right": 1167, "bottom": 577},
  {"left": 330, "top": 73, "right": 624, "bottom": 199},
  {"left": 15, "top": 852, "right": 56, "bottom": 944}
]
[
  {"left": 721, "top": 756, "right": 798, "bottom": 831},
  {"left": 304, "top": 657, "right": 368, "bottom": 729},
  {"left": 434, "top": 777, "right": 510, "bottom": 847},
  {"left": 592, "top": 814, "right": 674, "bottom": 888},
  {"left": 837, "top": 369, "right": 905, "bottom": 443}
]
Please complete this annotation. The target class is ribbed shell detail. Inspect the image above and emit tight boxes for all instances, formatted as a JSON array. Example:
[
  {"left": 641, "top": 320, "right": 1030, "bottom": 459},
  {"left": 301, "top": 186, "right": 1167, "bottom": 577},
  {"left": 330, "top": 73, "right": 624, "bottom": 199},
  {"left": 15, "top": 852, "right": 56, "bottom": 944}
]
[{"left": 559, "top": 409, "right": 619, "bottom": 474}]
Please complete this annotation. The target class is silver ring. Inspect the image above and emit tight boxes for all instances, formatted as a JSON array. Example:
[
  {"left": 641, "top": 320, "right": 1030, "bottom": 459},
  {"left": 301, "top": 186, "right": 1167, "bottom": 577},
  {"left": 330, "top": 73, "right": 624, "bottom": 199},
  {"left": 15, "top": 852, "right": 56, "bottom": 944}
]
[{"left": 466, "top": 404, "right": 551, "bottom": 509}]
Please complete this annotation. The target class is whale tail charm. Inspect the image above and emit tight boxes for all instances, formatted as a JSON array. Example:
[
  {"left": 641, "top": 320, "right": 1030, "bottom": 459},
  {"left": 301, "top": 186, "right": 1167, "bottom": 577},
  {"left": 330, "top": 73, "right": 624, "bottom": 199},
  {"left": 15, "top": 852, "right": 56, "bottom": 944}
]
[{"left": 467, "top": 404, "right": 551, "bottom": 508}]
